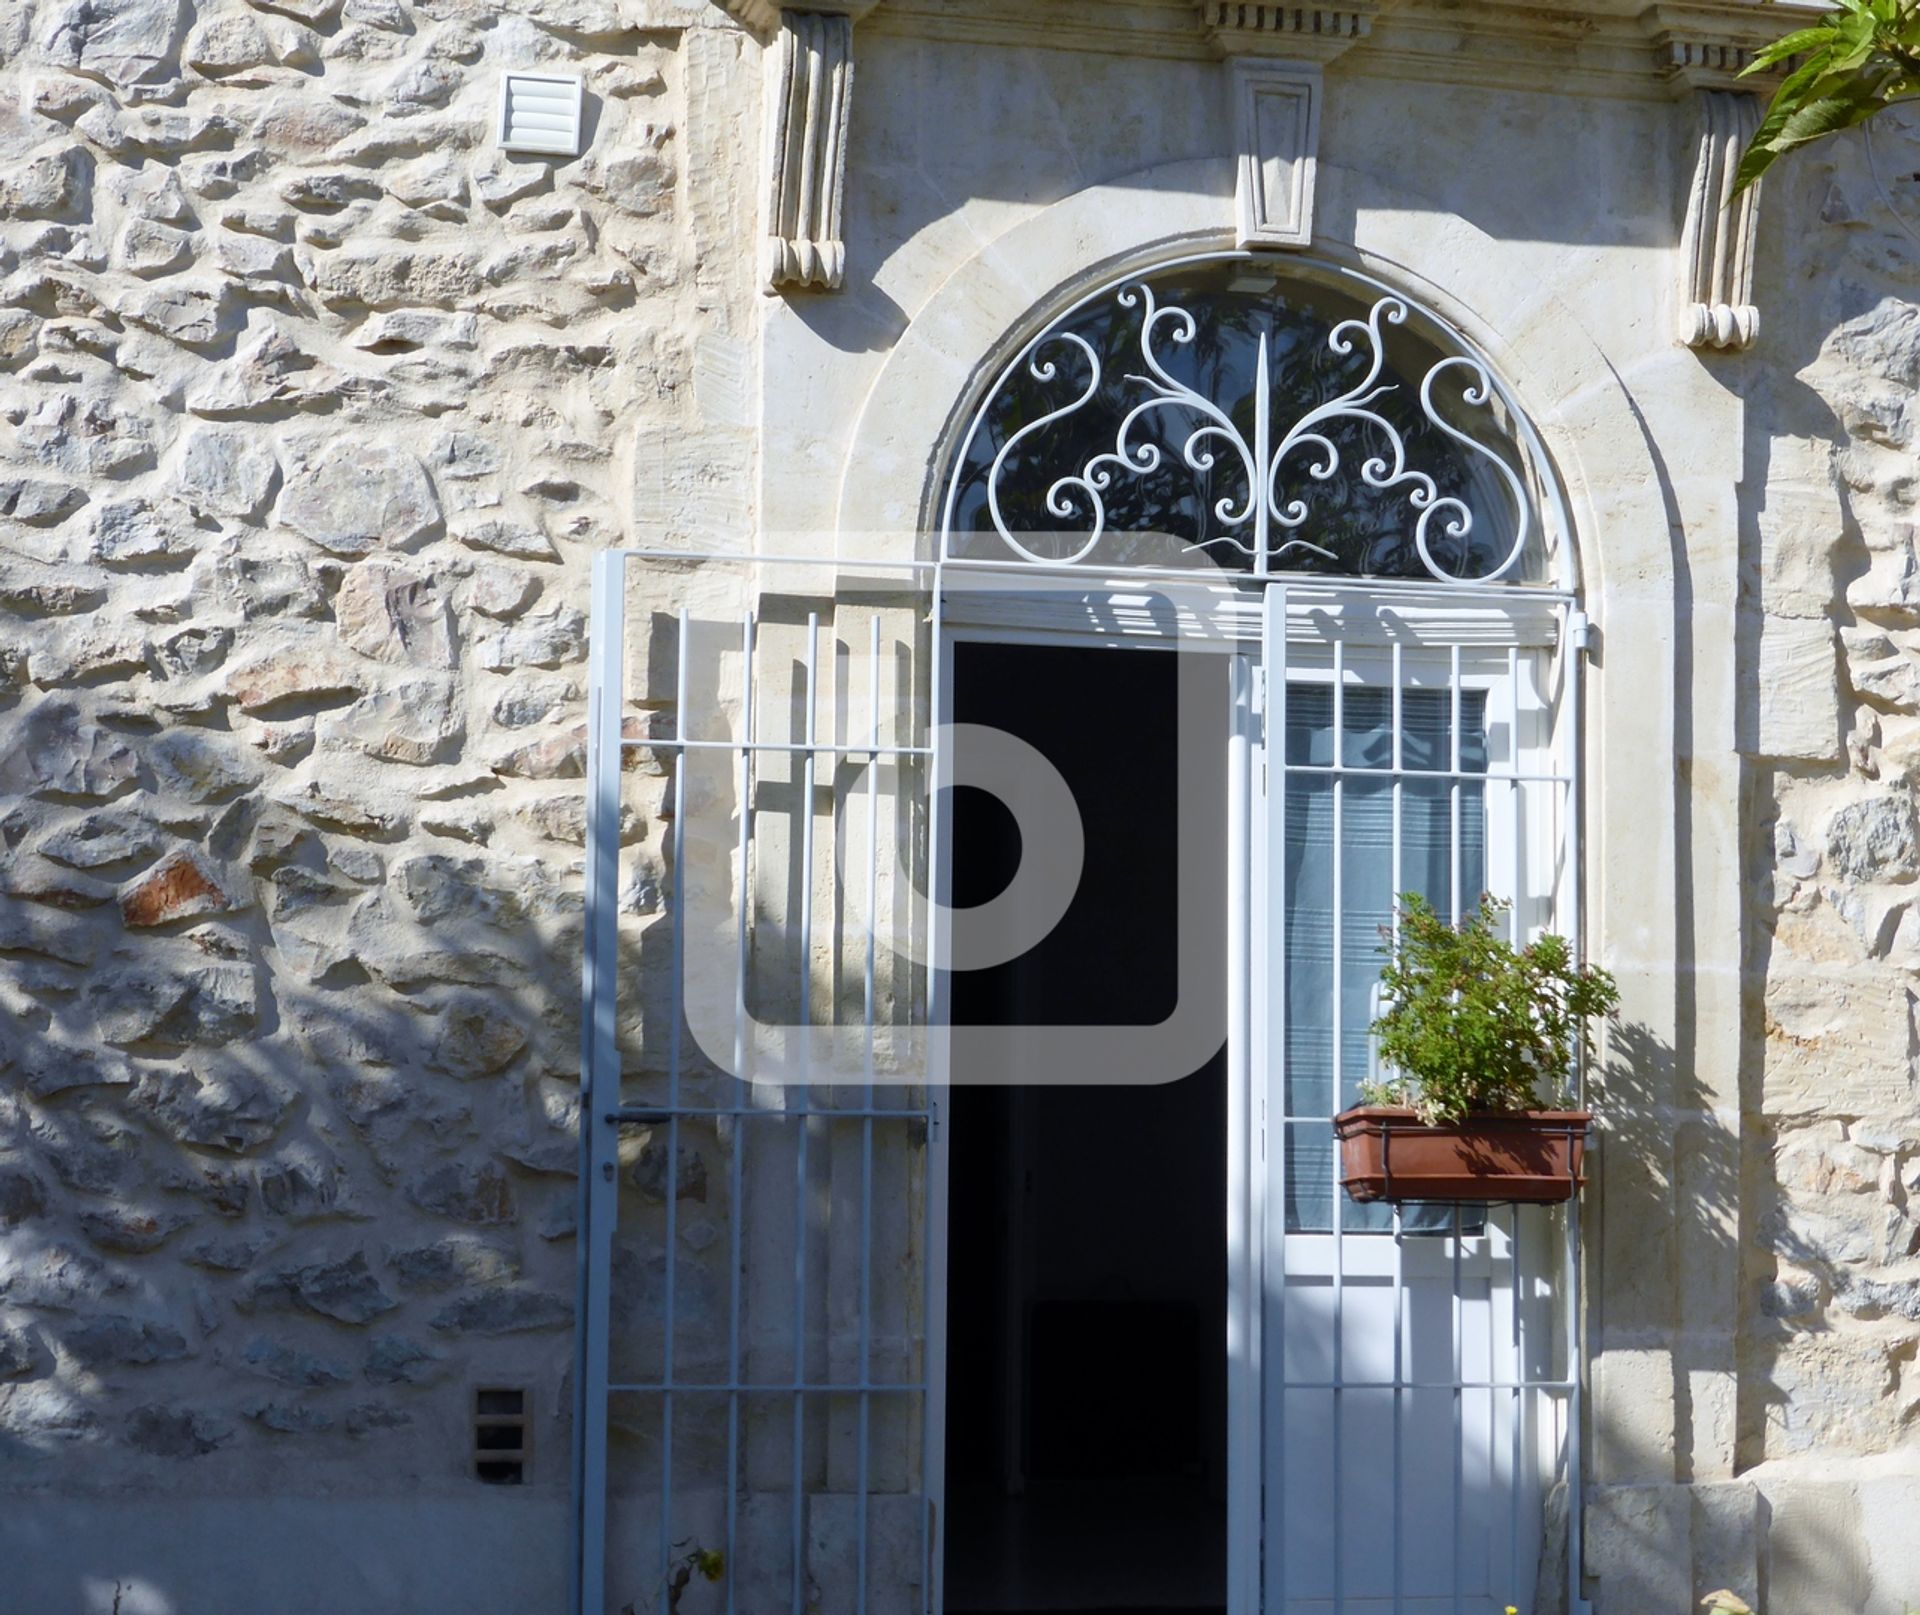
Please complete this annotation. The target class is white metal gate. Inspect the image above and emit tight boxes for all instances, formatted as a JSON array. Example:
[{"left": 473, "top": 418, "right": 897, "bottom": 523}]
[
  {"left": 1251, "top": 584, "right": 1586, "bottom": 1615},
  {"left": 576, "top": 550, "right": 943, "bottom": 1615}
]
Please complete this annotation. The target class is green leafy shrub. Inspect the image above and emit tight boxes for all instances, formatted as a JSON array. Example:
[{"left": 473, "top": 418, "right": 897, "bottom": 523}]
[
  {"left": 1737, "top": 0, "right": 1920, "bottom": 191},
  {"left": 1362, "top": 893, "right": 1619, "bottom": 1125}
]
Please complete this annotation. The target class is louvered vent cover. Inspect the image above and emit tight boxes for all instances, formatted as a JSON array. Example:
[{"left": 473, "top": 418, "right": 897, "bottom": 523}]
[
  {"left": 473, "top": 1386, "right": 529, "bottom": 1484},
  {"left": 497, "top": 73, "right": 583, "bottom": 157}
]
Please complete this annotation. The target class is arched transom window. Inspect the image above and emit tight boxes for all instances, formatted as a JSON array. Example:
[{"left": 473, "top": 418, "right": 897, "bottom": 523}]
[{"left": 941, "top": 255, "right": 1554, "bottom": 584}]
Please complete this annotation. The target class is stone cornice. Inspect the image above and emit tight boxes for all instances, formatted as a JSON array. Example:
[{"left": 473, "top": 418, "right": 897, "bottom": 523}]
[
  {"left": 862, "top": 0, "right": 1831, "bottom": 102},
  {"left": 1198, "top": 3, "right": 1377, "bottom": 65},
  {"left": 1641, "top": 0, "right": 1826, "bottom": 92},
  {"left": 712, "top": 0, "right": 883, "bottom": 40}
]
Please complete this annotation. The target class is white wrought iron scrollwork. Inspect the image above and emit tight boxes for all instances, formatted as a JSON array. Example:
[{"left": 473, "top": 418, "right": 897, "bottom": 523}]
[{"left": 968, "top": 279, "right": 1536, "bottom": 582}]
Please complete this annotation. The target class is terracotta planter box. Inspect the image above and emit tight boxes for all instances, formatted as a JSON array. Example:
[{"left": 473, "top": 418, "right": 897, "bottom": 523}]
[{"left": 1333, "top": 1105, "right": 1591, "bottom": 1204}]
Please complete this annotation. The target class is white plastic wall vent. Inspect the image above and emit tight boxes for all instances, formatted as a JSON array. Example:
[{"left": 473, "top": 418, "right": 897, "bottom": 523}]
[{"left": 497, "top": 72, "right": 583, "bottom": 158}]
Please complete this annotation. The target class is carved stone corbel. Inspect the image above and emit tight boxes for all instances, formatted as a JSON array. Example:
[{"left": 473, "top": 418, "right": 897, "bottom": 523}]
[
  {"left": 762, "top": 12, "right": 854, "bottom": 291},
  {"left": 716, "top": 1, "right": 879, "bottom": 293},
  {"left": 1642, "top": 3, "right": 1823, "bottom": 350},
  {"left": 1675, "top": 86, "right": 1762, "bottom": 349}
]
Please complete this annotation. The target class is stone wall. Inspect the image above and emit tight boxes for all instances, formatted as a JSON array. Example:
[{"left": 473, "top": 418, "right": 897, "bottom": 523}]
[
  {"left": 0, "top": 0, "right": 755, "bottom": 1562},
  {"left": 1740, "top": 115, "right": 1920, "bottom": 1614}
]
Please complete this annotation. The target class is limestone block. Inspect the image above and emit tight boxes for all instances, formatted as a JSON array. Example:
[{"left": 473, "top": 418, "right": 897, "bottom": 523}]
[
  {"left": 78, "top": 1205, "right": 193, "bottom": 1254},
  {"left": 385, "top": 1236, "right": 518, "bottom": 1292},
  {"left": 1848, "top": 532, "right": 1920, "bottom": 618},
  {"left": 241, "top": 1334, "right": 352, "bottom": 1387},
  {"left": 117, "top": 218, "right": 194, "bottom": 276},
  {"left": 406, "top": 1159, "right": 515, "bottom": 1223},
  {"left": 430, "top": 995, "right": 528, "bottom": 1078},
  {"left": 1757, "top": 484, "right": 1844, "bottom": 618},
  {"left": 468, "top": 566, "right": 539, "bottom": 620},
  {"left": 12, "top": 392, "right": 157, "bottom": 477},
  {"left": 175, "top": 425, "right": 280, "bottom": 519},
  {"left": 453, "top": 519, "right": 558, "bottom": 561},
  {"left": 115, "top": 280, "right": 231, "bottom": 349},
  {"left": 474, "top": 606, "right": 586, "bottom": 671},
  {"left": 1762, "top": 966, "right": 1918, "bottom": 1116},
  {"left": 1739, "top": 612, "right": 1843, "bottom": 762},
  {"left": 226, "top": 644, "right": 367, "bottom": 713},
  {"left": 0, "top": 704, "right": 137, "bottom": 801},
  {"left": 90, "top": 498, "right": 197, "bottom": 565},
  {"left": 363, "top": 1334, "right": 446, "bottom": 1385},
  {"left": 0, "top": 477, "right": 86, "bottom": 523},
  {"left": 132, "top": 1063, "right": 292, "bottom": 1153},
  {"left": 1824, "top": 792, "right": 1920, "bottom": 883},
  {"left": 254, "top": 1251, "right": 396, "bottom": 1325},
  {"left": 1594, "top": 1348, "right": 1677, "bottom": 1485},
  {"left": 1762, "top": 1334, "right": 1918, "bottom": 1456},
  {"left": 491, "top": 675, "right": 578, "bottom": 728},
  {"left": 331, "top": 677, "right": 461, "bottom": 766},
  {"left": 1586, "top": 1484, "right": 1690, "bottom": 1615},
  {"left": 334, "top": 561, "right": 457, "bottom": 667},
  {"left": 0, "top": 149, "right": 89, "bottom": 221},
  {"left": 126, "top": 1403, "right": 232, "bottom": 1457},
  {"left": 61, "top": 1315, "right": 189, "bottom": 1371},
  {"left": 184, "top": 12, "right": 274, "bottom": 76},
  {"left": 41, "top": 0, "right": 187, "bottom": 87},
  {"left": 280, "top": 442, "right": 440, "bottom": 555},
  {"left": 427, "top": 1284, "right": 572, "bottom": 1334}
]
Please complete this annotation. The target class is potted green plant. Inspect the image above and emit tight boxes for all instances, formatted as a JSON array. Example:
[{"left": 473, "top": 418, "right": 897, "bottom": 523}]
[{"left": 1333, "top": 893, "right": 1618, "bottom": 1205}]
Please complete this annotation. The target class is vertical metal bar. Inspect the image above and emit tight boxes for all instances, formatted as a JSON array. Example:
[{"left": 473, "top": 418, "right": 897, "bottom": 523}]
[
  {"left": 1564, "top": 605, "right": 1590, "bottom": 1615},
  {"left": 1330, "top": 639, "right": 1346, "bottom": 1615},
  {"left": 1391, "top": 1201, "right": 1405, "bottom": 1615},
  {"left": 1389, "top": 640, "right": 1404, "bottom": 1615},
  {"left": 727, "top": 607, "right": 757, "bottom": 1615},
  {"left": 1252, "top": 335, "right": 1272, "bottom": 577},
  {"left": 1508, "top": 646, "right": 1522, "bottom": 942},
  {"left": 1227, "top": 651, "right": 1256, "bottom": 1615},
  {"left": 922, "top": 578, "right": 950, "bottom": 1615},
  {"left": 1452, "top": 1200, "right": 1464, "bottom": 1615},
  {"left": 1263, "top": 583, "right": 1290, "bottom": 1612},
  {"left": 858, "top": 615, "right": 879, "bottom": 1615},
  {"left": 575, "top": 551, "right": 626, "bottom": 1615},
  {"left": 1449, "top": 643, "right": 1463, "bottom": 923},
  {"left": 792, "top": 613, "right": 819, "bottom": 1615},
  {"left": 663, "top": 605, "right": 692, "bottom": 1604},
  {"left": 1509, "top": 1202, "right": 1524, "bottom": 1612},
  {"left": 1506, "top": 646, "right": 1523, "bottom": 1608}
]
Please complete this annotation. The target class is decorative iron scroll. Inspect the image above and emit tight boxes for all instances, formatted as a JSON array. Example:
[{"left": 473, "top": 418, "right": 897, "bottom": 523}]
[{"left": 944, "top": 262, "right": 1545, "bottom": 583}]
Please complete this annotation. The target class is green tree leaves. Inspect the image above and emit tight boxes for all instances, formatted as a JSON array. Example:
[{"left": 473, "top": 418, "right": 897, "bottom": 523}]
[{"left": 1736, "top": 0, "right": 1920, "bottom": 192}]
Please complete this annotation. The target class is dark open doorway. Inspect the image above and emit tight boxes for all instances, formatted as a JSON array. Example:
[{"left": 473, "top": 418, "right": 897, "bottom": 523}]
[{"left": 943, "top": 640, "right": 1229, "bottom": 1615}]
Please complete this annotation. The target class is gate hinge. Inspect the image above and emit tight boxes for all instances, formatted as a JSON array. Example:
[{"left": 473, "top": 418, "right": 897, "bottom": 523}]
[
  {"left": 1567, "top": 608, "right": 1592, "bottom": 656},
  {"left": 930, "top": 1098, "right": 940, "bottom": 1142}
]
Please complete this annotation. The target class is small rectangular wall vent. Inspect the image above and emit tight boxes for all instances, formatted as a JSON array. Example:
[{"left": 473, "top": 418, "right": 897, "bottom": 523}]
[
  {"left": 473, "top": 1386, "right": 529, "bottom": 1485},
  {"left": 497, "top": 73, "right": 583, "bottom": 158}
]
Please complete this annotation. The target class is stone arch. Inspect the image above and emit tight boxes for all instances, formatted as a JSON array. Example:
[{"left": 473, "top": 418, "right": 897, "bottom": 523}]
[{"left": 833, "top": 155, "right": 1672, "bottom": 609}]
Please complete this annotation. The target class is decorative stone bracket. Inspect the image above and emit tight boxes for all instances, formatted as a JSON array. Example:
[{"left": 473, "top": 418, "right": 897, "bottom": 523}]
[
  {"left": 1676, "top": 87, "right": 1762, "bottom": 349},
  {"left": 1642, "top": 4, "right": 1824, "bottom": 351},
  {"left": 717, "top": 0, "right": 879, "bottom": 293}
]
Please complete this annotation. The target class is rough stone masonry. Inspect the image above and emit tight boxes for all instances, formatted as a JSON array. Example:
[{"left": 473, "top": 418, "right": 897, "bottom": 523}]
[{"left": 0, "top": 0, "right": 754, "bottom": 1521}]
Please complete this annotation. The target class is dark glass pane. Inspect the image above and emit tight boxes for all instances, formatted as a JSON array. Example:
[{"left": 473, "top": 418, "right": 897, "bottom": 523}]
[{"left": 948, "top": 260, "right": 1541, "bottom": 582}]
